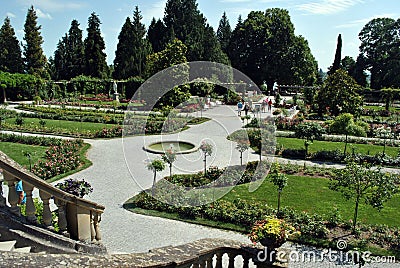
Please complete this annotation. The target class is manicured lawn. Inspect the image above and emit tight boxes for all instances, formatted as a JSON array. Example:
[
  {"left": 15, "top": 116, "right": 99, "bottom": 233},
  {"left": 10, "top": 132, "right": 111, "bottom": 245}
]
[
  {"left": 364, "top": 105, "right": 400, "bottom": 112},
  {"left": 0, "top": 142, "right": 47, "bottom": 168},
  {"left": 221, "top": 175, "right": 400, "bottom": 227},
  {"left": 277, "top": 137, "right": 399, "bottom": 157},
  {"left": 5, "top": 117, "right": 117, "bottom": 132}
]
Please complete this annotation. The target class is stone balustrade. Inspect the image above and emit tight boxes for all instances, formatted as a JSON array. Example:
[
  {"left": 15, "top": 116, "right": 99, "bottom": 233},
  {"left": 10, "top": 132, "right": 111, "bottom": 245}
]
[
  {"left": 0, "top": 238, "right": 288, "bottom": 267},
  {"left": 0, "top": 151, "right": 105, "bottom": 244}
]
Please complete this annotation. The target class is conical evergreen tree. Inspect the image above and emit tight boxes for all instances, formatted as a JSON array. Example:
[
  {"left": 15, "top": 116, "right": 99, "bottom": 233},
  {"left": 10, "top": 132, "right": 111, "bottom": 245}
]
[
  {"left": 163, "top": 0, "right": 225, "bottom": 62},
  {"left": 216, "top": 12, "right": 232, "bottom": 53},
  {"left": 114, "top": 6, "right": 151, "bottom": 79},
  {"left": 23, "top": 5, "right": 48, "bottom": 78},
  {"left": 84, "top": 12, "right": 107, "bottom": 78},
  {"left": 53, "top": 34, "right": 68, "bottom": 80},
  {"left": 328, "top": 34, "right": 342, "bottom": 75},
  {"left": 66, "top": 20, "right": 85, "bottom": 79},
  {"left": 131, "top": 6, "right": 151, "bottom": 78},
  {"left": 0, "top": 17, "right": 23, "bottom": 73},
  {"left": 53, "top": 20, "right": 85, "bottom": 80},
  {"left": 113, "top": 17, "right": 134, "bottom": 79},
  {"left": 148, "top": 18, "right": 167, "bottom": 53}
]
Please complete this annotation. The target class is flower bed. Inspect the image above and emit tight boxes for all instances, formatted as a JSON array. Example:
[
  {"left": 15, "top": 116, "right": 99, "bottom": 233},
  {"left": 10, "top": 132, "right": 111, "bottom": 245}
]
[{"left": 31, "top": 140, "right": 84, "bottom": 180}]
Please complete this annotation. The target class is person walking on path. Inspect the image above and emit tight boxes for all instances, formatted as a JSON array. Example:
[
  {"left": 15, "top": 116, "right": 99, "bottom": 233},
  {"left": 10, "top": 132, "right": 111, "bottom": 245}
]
[
  {"left": 237, "top": 100, "right": 243, "bottom": 116},
  {"left": 268, "top": 99, "right": 273, "bottom": 112},
  {"left": 243, "top": 102, "right": 250, "bottom": 116},
  {"left": 261, "top": 99, "right": 267, "bottom": 113}
]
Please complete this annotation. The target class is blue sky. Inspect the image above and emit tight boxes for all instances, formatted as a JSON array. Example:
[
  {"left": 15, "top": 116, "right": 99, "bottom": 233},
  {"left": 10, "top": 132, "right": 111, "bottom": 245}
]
[{"left": 1, "top": 0, "right": 399, "bottom": 71}]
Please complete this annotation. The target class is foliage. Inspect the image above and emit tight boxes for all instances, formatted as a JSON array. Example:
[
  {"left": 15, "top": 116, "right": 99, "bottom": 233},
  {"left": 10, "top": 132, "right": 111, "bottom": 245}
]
[
  {"left": 0, "top": 17, "right": 23, "bottom": 73},
  {"left": 200, "top": 141, "right": 213, "bottom": 156},
  {"left": 31, "top": 140, "right": 83, "bottom": 180},
  {"left": 162, "top": 148, "right": 176, "bottom": 177},
  {"left": 380, "top": 88, "right": 400, "bottom": 111},
  {"left": 228, "top": 8, "right": 317, "bottom": 89},
  {"left": 113, "top": 6, "right": 151, "bottom": 79},
  {"left": 326, "top": 113, "right": 368, "bottom": 137},
  {"left": 358, "top": 18, "right": 400, "bottom": 89},
  {"left": 317, "top": 69, "right": 363, "bottom": 117},
  {"left": 84, "top": 12, "right": 108, "bottom": 78},
  {"left": 294, "top": 122, "right": 325, "bottom": 155},
  {"left": 216, "top": 12, "right": 232, "bottom": 54},
  {"left": 55, "top": 178, "right": 93, "bottom": 198},
  {"left": 329, "top": 160, "right": 399, "bottom": 231},
  {"left": 248, "top": 216, "right": 299, "bottom": 246},
  {"left": 23, "top": 6, "right": 48, "bottom": 78},
  {"left": 327, "top": 34, "right": 342, "bottom": 75},
  {"left": 162, "top": 0, "right": 228, "bottom": 63}
]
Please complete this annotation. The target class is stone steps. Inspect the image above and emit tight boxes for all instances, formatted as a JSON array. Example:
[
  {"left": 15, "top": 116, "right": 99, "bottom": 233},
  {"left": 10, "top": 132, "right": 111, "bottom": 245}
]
[{"left": 0, "top": 240, "right": 31, "bottom": 253}]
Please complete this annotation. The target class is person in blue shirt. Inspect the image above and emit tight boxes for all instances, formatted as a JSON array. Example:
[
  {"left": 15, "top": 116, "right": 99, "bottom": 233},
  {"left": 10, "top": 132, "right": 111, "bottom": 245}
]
[
  {"left": 237, "top": 101, "right": 243, "bottom": 116},
  {"left": 15, "top": 180, "right": 26, "bottom": 205}
]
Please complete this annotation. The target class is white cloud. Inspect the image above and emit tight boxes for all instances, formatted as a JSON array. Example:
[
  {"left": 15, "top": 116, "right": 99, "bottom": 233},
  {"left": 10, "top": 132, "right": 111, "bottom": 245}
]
[
  {"left": 335, "top": 13, "right": 398, "bottom": 28},
  {"left": 6, "top": 12, "right": 16, "bottom": 18},
  {"left": 297, "top": 0, "right": 364, "bottom": 15},
  {"left": 17, "top": 0, "right": 86, "bottom": 12},
  {"left": 142, "top": 0, "right": 167, "bottom": 21},
  {"left": 35, "top": 8, "right": 52, "bottom": 20}
]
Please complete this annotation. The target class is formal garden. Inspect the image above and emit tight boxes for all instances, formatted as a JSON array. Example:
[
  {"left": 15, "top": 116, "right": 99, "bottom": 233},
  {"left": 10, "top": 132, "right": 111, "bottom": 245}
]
[{"left": 0, "top": 2, "right": 400, "bottom": 265}]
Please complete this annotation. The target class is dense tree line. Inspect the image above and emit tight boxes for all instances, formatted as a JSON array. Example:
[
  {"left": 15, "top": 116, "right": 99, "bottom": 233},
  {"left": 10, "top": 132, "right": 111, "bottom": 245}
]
[{"left": 1, "top": 1, "right": 399, "bottom": 99}]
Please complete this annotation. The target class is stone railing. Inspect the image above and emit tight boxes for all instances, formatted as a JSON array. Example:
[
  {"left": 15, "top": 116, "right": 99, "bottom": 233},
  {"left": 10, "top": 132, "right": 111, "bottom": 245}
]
[
  {"left": 0, "top": 151, "right": 105, "bottom": 244},
  {"left": 0, "top": 238, "right": 288, "bottom": 267}
]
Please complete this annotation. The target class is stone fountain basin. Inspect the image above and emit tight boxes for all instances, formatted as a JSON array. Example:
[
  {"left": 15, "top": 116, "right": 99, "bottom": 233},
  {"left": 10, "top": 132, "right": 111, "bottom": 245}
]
[{"left": 143, "top": 141, "right": 199, "bottom": 154}]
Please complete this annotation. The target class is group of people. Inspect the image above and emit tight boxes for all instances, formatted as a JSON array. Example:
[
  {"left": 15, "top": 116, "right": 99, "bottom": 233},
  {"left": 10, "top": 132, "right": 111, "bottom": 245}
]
[
  {"left": 237, "top": 100, "right": 252, "bottom": 116},
  {"left": 261, "top": 98, "right": 273, "bottom": 113}
]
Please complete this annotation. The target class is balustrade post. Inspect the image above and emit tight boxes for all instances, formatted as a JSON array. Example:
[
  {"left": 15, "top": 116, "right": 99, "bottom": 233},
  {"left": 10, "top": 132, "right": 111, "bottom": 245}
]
[
  {"left": 24, "top": 182, "right": 37, "bottom": 223},
  {"left": 93, "top": 211, "right": 102, "bottom": 241},
  {"left": 0, "top": 172, "right": 5, "bottom": 207},
  {"left": 215, "top": 252, "right": 223, "bottom": 268},
  {"left": 3, "top": 172, "right": 20, "bottom": 215},
  {"left": 243, "top": 255, "right": 250, "bottom": 268},
  {"left": 39, "top": 191, "right": 52, "bottom": 227},
  {"left": 55, "top": 199, "right": 69, "bottom": 237},
  {"left": 206, "top": 255, "right": 213, "bottom": 268},
  {"left": 228, "top": 253, "right": 236, "bottom": 268}
]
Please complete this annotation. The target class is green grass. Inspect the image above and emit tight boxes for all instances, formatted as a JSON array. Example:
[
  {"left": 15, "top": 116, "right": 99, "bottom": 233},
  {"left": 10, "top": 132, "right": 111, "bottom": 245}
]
[
  {"left": 0, "top": 142, "right": 47, "bottom": 168},
  {"left": 277, "top": 137, "right": 399, "bottom": 157},
  {"left": 6, "top": 117, "right": 117, "bottom": 132},
  {"left": 363, "top": 105, "right": 400, "bottom": 112},
  {"left": 123, "top": 205, "right": 247, "bottom": 233},
  {"left": 222, "top": 175, "right": 400, "bottom": 227}
]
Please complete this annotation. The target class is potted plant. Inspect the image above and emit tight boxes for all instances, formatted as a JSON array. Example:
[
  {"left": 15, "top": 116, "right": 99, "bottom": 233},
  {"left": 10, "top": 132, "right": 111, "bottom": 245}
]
[
  {"left": 249, "top": 216, "right": 300, "bottom": 262},
  {"left": 55, "top": 178, "right": 93, "bottom": 198}
]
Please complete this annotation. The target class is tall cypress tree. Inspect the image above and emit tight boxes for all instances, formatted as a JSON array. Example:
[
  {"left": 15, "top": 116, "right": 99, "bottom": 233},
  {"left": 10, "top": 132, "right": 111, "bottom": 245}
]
[
  {"left": 216, "top": 12, "right": 232, "bottom": 54},
  {"left": 84, "top": 12, "right": 107, "bottom": 78},
  {"left": 113, "top": 17, "right": 134, "bottom": 79},
  {"left": 328, "top": 34, "right": 342, "bottom": 75},
  {"left": 148, "top": 18, "right": 167, "bottom": 53},
  {"left": 53, "top": 20, "right": 85, "bottom": 80},
  {"left": 23, "top": 5, "right": 47, "bottom": 78},
  {"left": 53, "top": 34, "right": 68, "bottom": 80},
  {"left": 66, "top": 20, "right": 85, "bottom": 78},
  {"left": 131, "top": 6, "right": 151, "bottom": 78},
  {"left": 0, "top": 17, "right": 23, "bottom": 73},
  {"left": 114, "top": 6, "right": 151, "bottom": 79}
]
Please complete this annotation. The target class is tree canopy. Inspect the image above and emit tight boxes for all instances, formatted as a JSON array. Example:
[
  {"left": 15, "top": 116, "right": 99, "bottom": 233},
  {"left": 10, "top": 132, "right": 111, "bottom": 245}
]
[
  {"left": 0, "top": 17, "right": 23, "bottom": 73},
  {"left": 317, "top": 69, "right": 363, "bottom": 116},
  {"left": 84, "top": 12, "right": 107, "bottom": 78},
  {"left": 23, "top": 6, "right": 47, "bottom": 78}
]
